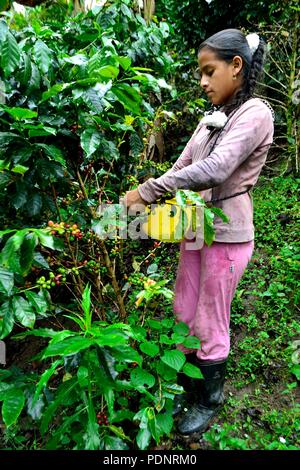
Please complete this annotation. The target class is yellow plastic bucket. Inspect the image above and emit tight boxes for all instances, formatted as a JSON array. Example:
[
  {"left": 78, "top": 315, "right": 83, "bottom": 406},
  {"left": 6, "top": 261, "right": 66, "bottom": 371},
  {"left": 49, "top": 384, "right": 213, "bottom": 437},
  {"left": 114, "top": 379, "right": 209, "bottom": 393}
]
[{"left": 141, "top": 198, "right": 199, "bottom": 243}]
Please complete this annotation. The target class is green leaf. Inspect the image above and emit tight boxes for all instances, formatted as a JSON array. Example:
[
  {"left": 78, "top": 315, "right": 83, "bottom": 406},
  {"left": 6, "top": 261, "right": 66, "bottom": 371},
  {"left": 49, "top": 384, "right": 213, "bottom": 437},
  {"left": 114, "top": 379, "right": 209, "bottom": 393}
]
[
  {"left": 1, "top": 106, "right": 37, "bottom": 121},
  {"left": 2, "top": 388, "right": 25, "bottom": 427},
  {"left": 82, "top": 284, "right": 91, "bottom": 329},
  {"left": 34, "top": 229, "right": 56, "bottom": 250},
  {"left": 28, "top": 127, "right": 56, "bottom": 138},
  {"left": 33, "top": 39, "right": 52, "bottom": 74},
  {"left": 136, "top": 427, "right": 151, "bottom": 450},
  {"left": 112, "top": 83, "right": 141, "bottom": 114},
  {"left": 11, "top": 165, "right": 29, "bottom": 175},
  {"left": 12, "top": 327, "right": 57, "bottom": 340},
  {"left": 171, "top": 333, "right": 186, "bottom": 343},
  {"left": 117, "top": 56, "right": 131, "bottom": 71},
  {"left": 32, "top": 359, "right": 62, "bottom": 406},
  {"left": 27, "top": 391, "right": 44, "bottom": 420},
  {"left": 173, "top": 321, "right": 189, "bottom": 336},
  {"left": 161, "top": 382, "right": 183, "bottom": 398},
  {"left": 204, "top": 207, "right": 215, "bottom": 246},
  {"left": 147, "top": 319, "right": 163, "bottom": 330},
  {"left": 184, "top": 190, "right": 205, "bottom": 206},
  {"left": 81, "top": 82, "right": 112, "bottom": 113},
  {"left": 159, "top": 334, "right": 175, "bottom": 345},
  {"left": 94, "top": 331, "right": 128, "bottom": 347},
  {"left": 210, "top": 206, "right": 230, "bottom": 223},
  {"left": 20, "top": 233, "right": 38, "bottom": 276},
  {"left": 36, "top": 144, "right": 66, "bottom": 167},
  {"left": 0, "top": 174, "right": 10, "bottom": 190},
  {"left": 182, "top": 335, "right": 201, "bottom": 349},
  {"left": 0, "top": 132, "right": 23, "bottom": 148},
  {"left": 0, "top": 300, "right": 14, "bottom": 339},
  {"left": 161, "top": 318, "right": 174, "bottom": 328},
  {"left": 82, "top": 390, "right": 100, "bottom": 450},
  {"left": 146, "top": 263, "right": 158, "bottom": 275},
  {"left": 12, "top": 297, "right": 36, "bottom": 328},
  {"left": 175, "top": 190, "right": 188, "bottom": 206},
  {"left": 139, "top": 341, "right": 159, "bottom": 358},
  {"left": 102, "top": 436, "right": 129, "bottom": 450},
  {"left": 0, "top": 368, "right": 11, "bottom": 378},
  {"left": 26, "top": 193, "right": 43, "bottom": 217},
  {"left": 77, "top": 366, "right": 89, "bottom": 388},
  {"left": 96, "top": 65, "right": 119, "bottom": 79},
  {"left": 1, "top": 31, "right": 20, "bottom": 76},
  {"left": 33, "top": 252, "right": 50, "bottom": 269},
  {"left": 81, "top": 88, "right": 103, "bottom": 113},
  {"left": 182, "top": 362, "right": 203, "bottom": 379},
  {"left": 0, "top": 229, "right": 27, "bottom": 271},
  {"left": 40, "top": 83, "right": 69, "bottom": 103},
  {"left": 19, "top": 51, "right": 32, "bottom": 86},
  {"left": 42, "top": 336, "right": 93, "bottom": 359},
  {"left": 130, "top": 367, "right": 155, "bottom": 389},
  {"left": 63, "top": 54, "right": 88, "bottom": 65},
  {"left": 11, "top": 190, "right": 27, "bottom": 210},
  {"left": 161, "top": 350, "right": 186, "bottom": 372},
  {"left": 0, "top": 19, "right": 8, "bottom": 43},
  {"left": 25, "top": 291, "right": 49, "bottom": 316},
  {"left": 80, "top": 128, "right": 101, "bottom": 158},
  {"left": 155, "top": 412, "right": 173, "bottom": 435},
  {"left": 291, "top": 364, "right": 300, "bottom": 380},
  {"left": 182, "top": 335, "right": 200, "bottom": 349},
  {"left": 110, "top": 346, "right": 142, "bottom": 367},
  {"left": 41, "top": 379, "right": 77, "bottom": 434},
  {"left": 0, "top": 268, "right": 14, "bottom": 296},
  {"left": 120, "top": 3, "right": 132, "bottom": 18},
  {"left": 27, "top": 62, "right": 41, "bottom": 92}
]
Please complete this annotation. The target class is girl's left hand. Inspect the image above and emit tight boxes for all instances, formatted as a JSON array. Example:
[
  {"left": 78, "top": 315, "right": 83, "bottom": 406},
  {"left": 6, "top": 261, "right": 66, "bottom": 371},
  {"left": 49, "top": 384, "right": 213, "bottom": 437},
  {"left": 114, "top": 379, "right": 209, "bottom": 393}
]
[{"left": 124, "top": 188, "right": 146, "bottom": 208}]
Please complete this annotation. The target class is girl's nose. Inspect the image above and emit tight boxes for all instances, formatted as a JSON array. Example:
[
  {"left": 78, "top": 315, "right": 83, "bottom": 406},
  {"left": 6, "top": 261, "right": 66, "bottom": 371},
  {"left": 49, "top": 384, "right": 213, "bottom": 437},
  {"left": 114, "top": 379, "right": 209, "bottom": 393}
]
[{"left": 200, "top": 76, "right": 208, "bottom": 89}]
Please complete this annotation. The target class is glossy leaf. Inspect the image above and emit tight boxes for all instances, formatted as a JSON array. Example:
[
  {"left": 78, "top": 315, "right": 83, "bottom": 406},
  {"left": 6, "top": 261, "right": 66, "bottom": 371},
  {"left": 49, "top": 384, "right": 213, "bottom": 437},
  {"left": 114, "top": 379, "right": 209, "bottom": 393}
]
[
  {"left": 33, "top": 39, "right": 52, "bottom": 74},
  {"left": 1, "top": 106, "right": 37, "bottom": 121},
  {"left": 25, "top": 291, "right": 49, "bottom": 316},
  {"left": 32, "top": 359, "right": 62, "bottom": 407},
  {"left": 12, "top": 296, "right": 36, "bottom": 328},
  {"left": 2, "top": 388, "right": 25, "bottom": 427},
  {"left": 81, "top": 128, "right": 101, "bottom": 157},
  {"left": 0, "top": 300, "right": 14, "bottom": 339},
  {"left": 130, "top": 367, "right": 155, "bottom": 389},
  {"left": 20, "top": 233, "right": 38, "bottom": 276},
  {"left": 42, "top": 336, "right": 93, "bottom": 358},
  {"left": 0, "top": 268, "right": 14, "bottom": 296},
  {"left": 1, "top": 31, "right": 20, "bottom": 76},
  {"left": 111, "top": 83, "right": 141, "bottom": 114},
  {"left": 161, "top": 349, "right": 186, "bottom": 372},
  {"left": 82, "top": 284, "right": 92, "bottom": 330},
  {"left": 182, "top": 362, "right": 203, "bottom": 379},
  {"left": 139, "top": 341, "right": 159, "bottom": 357}
]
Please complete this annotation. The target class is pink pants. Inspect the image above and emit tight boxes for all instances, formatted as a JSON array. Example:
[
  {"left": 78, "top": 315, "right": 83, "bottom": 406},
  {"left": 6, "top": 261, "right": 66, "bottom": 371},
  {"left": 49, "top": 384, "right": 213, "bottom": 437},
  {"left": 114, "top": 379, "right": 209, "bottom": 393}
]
[{"left": 174, "top": 239, "right": 254, "bottom": 362}]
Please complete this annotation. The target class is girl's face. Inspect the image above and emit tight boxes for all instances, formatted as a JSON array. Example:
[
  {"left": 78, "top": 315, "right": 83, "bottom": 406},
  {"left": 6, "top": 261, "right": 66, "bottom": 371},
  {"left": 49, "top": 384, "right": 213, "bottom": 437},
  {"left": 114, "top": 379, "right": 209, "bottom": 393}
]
[{"left": 198, "top": 48, "right": 243, "bottom": 106}]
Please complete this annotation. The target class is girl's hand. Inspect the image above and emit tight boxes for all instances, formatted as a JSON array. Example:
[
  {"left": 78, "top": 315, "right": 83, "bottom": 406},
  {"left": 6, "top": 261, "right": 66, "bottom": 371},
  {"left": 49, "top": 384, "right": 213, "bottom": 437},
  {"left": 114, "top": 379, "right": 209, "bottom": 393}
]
[{"left": 124, "top": 188, "right": 146, "bottom": 208}]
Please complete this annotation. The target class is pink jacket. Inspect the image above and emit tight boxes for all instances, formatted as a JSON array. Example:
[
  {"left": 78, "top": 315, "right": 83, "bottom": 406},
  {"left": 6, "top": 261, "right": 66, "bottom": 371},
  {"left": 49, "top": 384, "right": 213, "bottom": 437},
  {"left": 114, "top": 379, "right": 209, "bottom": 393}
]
[{"left": 137, "top": 98, "right": 274, "bottom": 243}]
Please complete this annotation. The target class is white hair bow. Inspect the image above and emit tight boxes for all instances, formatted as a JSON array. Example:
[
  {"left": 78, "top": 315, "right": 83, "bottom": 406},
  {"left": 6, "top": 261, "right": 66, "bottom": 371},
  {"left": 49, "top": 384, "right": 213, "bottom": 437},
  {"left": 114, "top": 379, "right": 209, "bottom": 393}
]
[{"left": 246, "top": 33, "right": 260, "bottom": 55}]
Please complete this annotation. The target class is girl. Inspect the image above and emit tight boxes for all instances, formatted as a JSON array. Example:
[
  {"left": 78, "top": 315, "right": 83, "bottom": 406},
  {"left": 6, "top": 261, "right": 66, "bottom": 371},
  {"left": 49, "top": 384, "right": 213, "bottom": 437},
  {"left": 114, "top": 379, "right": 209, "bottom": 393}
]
[{"left": 124, "top": 29, "right": 274, "bottom": 435}]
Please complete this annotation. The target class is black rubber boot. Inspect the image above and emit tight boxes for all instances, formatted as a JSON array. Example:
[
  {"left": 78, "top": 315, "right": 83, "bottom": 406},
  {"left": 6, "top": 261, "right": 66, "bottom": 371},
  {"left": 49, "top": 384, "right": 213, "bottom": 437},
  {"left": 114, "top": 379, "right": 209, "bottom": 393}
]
[
  {"left": 177, "top": 360, "right": 227, "bottom": 435},
  {"left": 172, "top": 354, "right": 198, "bottom": 417}
]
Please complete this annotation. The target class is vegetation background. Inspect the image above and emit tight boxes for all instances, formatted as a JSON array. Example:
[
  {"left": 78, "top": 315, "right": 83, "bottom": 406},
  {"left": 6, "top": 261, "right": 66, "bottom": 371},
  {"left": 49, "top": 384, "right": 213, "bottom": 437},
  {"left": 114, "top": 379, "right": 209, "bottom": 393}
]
[{"left": 0, "top": 0, "right": 299, "bottom": 451}]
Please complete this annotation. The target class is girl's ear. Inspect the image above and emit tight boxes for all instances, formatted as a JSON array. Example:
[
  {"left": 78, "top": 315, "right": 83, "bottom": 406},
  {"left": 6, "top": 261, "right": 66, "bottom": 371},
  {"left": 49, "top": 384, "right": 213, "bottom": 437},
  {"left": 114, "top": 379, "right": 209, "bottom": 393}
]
[{"left": 232, "top": 55, "right": 243, "bottom": 76}]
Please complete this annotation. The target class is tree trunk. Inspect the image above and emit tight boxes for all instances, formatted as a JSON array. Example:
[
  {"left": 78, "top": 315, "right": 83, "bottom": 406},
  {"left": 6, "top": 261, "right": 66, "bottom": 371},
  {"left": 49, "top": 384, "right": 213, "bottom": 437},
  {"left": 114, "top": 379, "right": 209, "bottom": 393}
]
[{"left": 143, "top": 0, "right": 155, "bottom": 24}]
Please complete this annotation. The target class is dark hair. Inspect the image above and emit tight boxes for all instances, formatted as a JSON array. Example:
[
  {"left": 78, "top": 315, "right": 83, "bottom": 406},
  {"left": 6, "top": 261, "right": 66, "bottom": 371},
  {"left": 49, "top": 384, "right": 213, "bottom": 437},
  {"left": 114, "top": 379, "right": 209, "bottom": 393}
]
[{"left": 198, "top": 29, "right": 266, "bottom": 116}]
